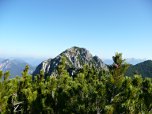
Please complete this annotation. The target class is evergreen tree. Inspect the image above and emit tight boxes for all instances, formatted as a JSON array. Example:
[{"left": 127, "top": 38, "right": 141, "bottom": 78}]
[
  {"left": 0, "top": 54, "right": 151, "bottom": 114},
  {"left": 109, "top": 52, "right": 129, "bottom": 85},
  {"left": 57, "top": 56, "right": 69, "bottom": 77},
  {"left": 4, "top": 71, "right": 10, "bottom": 81}
]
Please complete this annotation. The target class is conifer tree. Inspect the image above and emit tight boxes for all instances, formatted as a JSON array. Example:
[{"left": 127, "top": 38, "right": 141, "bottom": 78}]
[
  {"left": 4, "top": 71, "right": 10, "bottom": 81},
  {"left": 109, "top": 52, "right": 129, "bottom": 84},
  {"left": 57, "top": 56, "right": 69, "bottom": 77},
  {"left": 0, "top": 71, "right": 3, "bottom": 80}
]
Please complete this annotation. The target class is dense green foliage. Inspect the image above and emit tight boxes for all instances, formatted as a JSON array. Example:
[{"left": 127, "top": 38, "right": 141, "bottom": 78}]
[
  {"left": 126, "top": 60, "right": 152, "bottom": 78},
  {"left": 0, "top": 53, "right": 152, "bottom": 114}
]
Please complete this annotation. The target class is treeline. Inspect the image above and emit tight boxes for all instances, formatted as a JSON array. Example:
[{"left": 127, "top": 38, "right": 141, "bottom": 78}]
[{"left": 0, "top": 53, "right": 152, "bottom": 114}]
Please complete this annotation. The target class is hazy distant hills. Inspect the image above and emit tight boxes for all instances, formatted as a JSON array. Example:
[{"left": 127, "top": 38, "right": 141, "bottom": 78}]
[
  {"left": 0, "top": 59, "right": 35, "bottom": 78},
  {"left": 104, "top": 58, "right": 146, "bottom": 65},
  {"left": 0, "top": 47, "right": 152, "bottom": 78},
  {"left": 20, "top": 57, "right": 46, "bottom": 66},
  {"left": 126, "top": 60, "right": 152, "bottom": 78},
  {"left": 0, "top": 58, "right": 5, "bottom": 63}
]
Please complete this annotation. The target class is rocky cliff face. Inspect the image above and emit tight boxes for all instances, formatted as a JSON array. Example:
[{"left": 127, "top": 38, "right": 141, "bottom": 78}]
[{"left": 33, "top": 46, "right": 108, "bottom": 77}]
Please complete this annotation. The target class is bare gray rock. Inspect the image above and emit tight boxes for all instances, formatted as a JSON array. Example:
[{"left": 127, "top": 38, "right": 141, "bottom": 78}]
[{"left": 33, "top": 46, "right": 109, "bottom": 77}]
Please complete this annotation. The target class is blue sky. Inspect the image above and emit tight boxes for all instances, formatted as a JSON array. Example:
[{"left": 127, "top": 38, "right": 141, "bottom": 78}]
[{"left": 0, "top": 0, "right": 152, "bottom": 59}]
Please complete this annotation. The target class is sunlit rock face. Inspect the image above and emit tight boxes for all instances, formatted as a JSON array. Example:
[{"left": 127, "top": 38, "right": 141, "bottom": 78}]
[{"left": 33, "top": 46, "right": 108, "bottom": 77}]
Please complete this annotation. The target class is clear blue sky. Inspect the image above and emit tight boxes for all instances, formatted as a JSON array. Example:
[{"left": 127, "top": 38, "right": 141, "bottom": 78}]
[{"left": 0, "top": 0, "right": 152, "bottom": 59}]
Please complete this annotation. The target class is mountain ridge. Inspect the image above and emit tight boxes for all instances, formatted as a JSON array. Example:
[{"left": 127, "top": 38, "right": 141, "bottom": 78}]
[
  {"left": 33, "top": 46, "right": 108, "bottom": 77},
  {"left": 0, "top": 59, "right": 35, "bottom": 78},
  {"left": 126, "top": 60, "right": 152, "bottom": 78}
]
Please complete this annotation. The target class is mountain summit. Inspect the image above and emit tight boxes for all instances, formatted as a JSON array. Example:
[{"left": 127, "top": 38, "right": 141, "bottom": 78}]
[{"left": 33, "top": 46, "right": 108, "bottom": 77}]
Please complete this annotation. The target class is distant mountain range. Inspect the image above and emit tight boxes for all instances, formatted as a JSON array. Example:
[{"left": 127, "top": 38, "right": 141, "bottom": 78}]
[
  {"left": 0, "top": 47, "right": 152, "bottom": 78},
  {"left": 33, "top": 47, "right": 152, "bottom": 78},
  {"left": 104, "top": 58, "right": 146, "bottom": 65},
  {"left": 0, "top": 59, "right": 35, "bottom": 78},
  {"left": 19, "top": 57, "right": 46, "bottom": 66}
]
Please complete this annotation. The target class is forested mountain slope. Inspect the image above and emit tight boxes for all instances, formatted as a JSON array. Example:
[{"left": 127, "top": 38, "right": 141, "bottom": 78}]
[{"left": 126, "top": 60, "right": 152, "bottom": 78}]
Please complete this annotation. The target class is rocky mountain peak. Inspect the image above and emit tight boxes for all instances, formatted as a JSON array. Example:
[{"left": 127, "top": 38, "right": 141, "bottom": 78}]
[
  {"left": 33, "top": 46, "right": 109, "bottom": 77},
  {"left": 59, "top": 47, "right": 93, "bottom": 68},
  {"left": 61, "top": 46, "right": 92, "bottom": 58}
]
